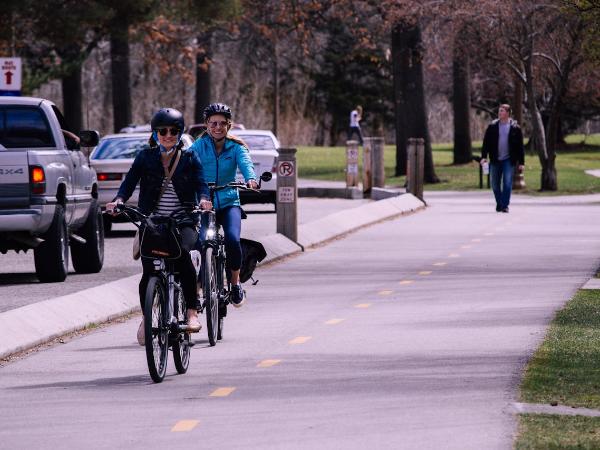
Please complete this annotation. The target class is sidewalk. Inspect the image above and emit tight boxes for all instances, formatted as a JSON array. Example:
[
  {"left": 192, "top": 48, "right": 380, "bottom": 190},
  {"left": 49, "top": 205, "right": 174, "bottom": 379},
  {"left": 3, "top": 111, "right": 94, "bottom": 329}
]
[{"left": 0, "top": 188, "right": 424, "bottom": 360}]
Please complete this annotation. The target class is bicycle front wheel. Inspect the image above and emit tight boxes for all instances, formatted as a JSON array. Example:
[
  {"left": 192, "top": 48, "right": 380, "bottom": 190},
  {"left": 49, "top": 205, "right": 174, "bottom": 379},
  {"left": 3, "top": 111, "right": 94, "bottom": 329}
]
[
  {"left": 172, "top": 287, "right": 191, "bottom": 374},
  {"left": 144, "top": 276, "right": 169, "bottom": 383},
  {"left": 203, "top": 246, "right": 219, "bottom": 346}
]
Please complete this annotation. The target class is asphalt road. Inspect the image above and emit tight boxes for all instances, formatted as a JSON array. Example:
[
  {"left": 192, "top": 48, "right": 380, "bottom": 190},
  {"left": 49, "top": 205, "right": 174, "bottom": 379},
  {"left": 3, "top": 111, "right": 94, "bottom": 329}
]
[
  {"left": 0, "top": 198, "right": 369, "bottom": 313},
  {"left": 1, "top": 192, "right": 599, "bottom": 448}
]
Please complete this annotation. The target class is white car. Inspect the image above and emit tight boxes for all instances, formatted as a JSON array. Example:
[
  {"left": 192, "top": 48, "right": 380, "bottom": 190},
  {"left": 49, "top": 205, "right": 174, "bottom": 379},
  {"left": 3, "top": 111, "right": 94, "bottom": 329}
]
[
  {"left": 230, "top": 129, "right": 279, "bottom": 206},
  {"left": 90, "top": 132, "right": 194, "bottom": 231}
]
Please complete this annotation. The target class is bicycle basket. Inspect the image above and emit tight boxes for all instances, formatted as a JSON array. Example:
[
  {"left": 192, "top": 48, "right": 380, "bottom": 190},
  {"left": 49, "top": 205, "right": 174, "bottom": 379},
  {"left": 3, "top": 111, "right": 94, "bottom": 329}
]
[
  {"left": 140, "top": 219, "right": 182, "bottom": 259},
  {"left": 239, "top": 238, "right": 267, "bottom": 283}
]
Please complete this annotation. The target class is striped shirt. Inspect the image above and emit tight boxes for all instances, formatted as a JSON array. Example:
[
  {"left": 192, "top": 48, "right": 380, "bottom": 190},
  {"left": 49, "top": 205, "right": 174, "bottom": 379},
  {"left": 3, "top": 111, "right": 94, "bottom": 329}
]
[{"left": 154, "top": 180, "right": 182, "bottom": 216}]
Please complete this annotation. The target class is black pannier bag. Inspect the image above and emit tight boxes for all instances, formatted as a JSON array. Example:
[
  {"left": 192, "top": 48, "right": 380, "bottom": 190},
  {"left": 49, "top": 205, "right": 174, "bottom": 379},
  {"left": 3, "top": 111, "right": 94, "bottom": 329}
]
[
  {"left": 239, "top": 238, "right": 267, "bottom": 283},
  {"left": 140, "top": 218, "right": 182, "bottom": 259}
]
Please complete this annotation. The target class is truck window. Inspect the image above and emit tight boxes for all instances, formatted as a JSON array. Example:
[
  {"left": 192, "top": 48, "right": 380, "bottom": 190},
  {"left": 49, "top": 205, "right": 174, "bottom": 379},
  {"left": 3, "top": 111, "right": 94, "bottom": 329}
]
[{"left": 0, "top": 107, "right": 55, "bottom": 148}]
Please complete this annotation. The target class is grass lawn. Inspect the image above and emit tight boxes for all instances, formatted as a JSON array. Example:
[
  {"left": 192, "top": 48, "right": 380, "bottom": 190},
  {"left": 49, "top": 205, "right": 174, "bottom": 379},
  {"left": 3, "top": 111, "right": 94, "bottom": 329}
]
[
  {"left": 297, "top": 134, "right": 600, "bottom": 195},
  {"left": 515, "top": 288, "right": 600, "bottom": 447}
]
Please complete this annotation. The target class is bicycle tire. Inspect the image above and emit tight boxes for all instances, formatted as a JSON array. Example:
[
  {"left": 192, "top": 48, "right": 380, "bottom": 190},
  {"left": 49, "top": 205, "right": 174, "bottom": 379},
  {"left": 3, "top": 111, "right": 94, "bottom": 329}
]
[
  {"left": 144, "top": 276, "right": 169, "bottom": 383},
  {"left": 203, "top": 246, "right": 219, "bottom": 346},
  {"left": 172, "top": 287, "right": 190, "bottom": 374},
  {"left": 217, "top": 264, "right": 227, "bottom": 341}
]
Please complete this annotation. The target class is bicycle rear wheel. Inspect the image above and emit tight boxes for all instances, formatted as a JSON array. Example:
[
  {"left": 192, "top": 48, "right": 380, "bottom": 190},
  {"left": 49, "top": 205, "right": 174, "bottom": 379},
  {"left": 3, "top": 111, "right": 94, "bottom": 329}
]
[
  {"left": 172, "top": 287, "right": 190, "bottom": 374},
  {"left": 144, "top": 276, "right": 169, "bottom": 383},
  {"left": 203, "top": 246, "right": 219, "bottom": 346}
]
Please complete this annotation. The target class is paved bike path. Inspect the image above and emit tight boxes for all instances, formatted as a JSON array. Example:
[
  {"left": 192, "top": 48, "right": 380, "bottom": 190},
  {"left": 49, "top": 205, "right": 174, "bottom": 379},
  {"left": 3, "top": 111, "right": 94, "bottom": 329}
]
[{"left": 0, "top": 193, "right": 424, "bottom": 360}]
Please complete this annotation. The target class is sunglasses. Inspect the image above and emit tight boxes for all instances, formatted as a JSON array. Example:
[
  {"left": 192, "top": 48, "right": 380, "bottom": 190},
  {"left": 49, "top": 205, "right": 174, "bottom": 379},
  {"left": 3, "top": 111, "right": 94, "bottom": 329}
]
[
  {"left": 208, "top": 120, "right": 229, "bottom": 128},
  {"left": 157, "top": 127, "right": 180, "bottom": 137}
]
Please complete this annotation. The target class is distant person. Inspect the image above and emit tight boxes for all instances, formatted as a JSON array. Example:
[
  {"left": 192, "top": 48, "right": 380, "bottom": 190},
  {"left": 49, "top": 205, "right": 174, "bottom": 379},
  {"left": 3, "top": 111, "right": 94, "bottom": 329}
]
[
  {"left": 347, "top": 105, "right": 364, "bottom": 145},
  {"left": 481, "top": 104, "right": 525, "bottom": 213}
]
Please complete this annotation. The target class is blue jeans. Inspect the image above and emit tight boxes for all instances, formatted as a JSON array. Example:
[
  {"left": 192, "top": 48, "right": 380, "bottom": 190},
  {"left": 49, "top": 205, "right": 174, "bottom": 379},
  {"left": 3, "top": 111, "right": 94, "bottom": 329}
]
[
  {"left": 490, "top": 159, "right": 514, "bottom": 210},
  {"left": 198, "top": 206, "right": 242, "bottom": 271}
]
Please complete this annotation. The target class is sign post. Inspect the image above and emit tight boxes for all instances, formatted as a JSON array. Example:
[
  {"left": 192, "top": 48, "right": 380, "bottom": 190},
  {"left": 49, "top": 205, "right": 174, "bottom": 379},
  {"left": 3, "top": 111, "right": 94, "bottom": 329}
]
[
  {"left": 345, "top": 140, "right": 359, "bottom": 188},
  {"left": 276, "top": 148, "right": 298, "bottom": 242},
  {"left": 0, "top": 58, "right": 22, "bottom": 96}
]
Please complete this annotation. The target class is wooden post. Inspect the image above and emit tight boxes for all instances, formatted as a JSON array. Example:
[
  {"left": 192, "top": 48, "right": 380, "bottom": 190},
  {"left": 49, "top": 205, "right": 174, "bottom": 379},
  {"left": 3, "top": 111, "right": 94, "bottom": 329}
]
[
  {"left": 372, "top": 137, "right": 385, "bottom": 188},
  {"left": 345, "top": 140, "right": 359, "bottom": 188},
  {"left": 513, "top": 166, "right": 525, "bottom": 190},
  {"left": 362, "top": 137, "right": 373, "bottom": 194},
  {"left": 407, "top": 138, "right": 424, "bottom": 200},
  {"left": 276, "top": 148, "right": 298, "bottom": 242}
]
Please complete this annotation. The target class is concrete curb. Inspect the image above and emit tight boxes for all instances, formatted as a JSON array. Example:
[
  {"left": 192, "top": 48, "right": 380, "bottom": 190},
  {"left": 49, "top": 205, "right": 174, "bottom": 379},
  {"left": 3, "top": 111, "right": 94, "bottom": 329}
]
[
  {"left": 0, "top": 193, "right": 424, "bottom": 360},
  {"left": 512, "top": 402, "right": 600, "bottom": 417},
  {"left": 582, "top": 278, "right": 600, "bottom": 289}
]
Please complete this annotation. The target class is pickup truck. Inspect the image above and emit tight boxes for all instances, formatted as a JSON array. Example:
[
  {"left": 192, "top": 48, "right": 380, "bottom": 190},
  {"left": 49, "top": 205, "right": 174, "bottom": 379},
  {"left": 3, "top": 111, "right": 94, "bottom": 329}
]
[{"left": 0, "top": 97, "right": 103, "bottom": 282}]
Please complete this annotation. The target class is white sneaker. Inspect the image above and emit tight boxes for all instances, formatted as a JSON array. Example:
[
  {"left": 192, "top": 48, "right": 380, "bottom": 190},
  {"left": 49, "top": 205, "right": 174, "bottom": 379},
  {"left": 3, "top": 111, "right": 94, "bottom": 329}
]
[{"left": 137, "top": 319, "right": 145, "bottom": 346}]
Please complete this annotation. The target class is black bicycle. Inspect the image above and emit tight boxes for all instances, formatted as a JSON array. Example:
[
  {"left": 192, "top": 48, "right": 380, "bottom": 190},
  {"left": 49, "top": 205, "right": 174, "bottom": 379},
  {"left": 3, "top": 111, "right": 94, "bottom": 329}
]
[
  {"left": 200, "top": 173, "right": 271, "bottom": 346},
  {"left": 113, "top": 204, "right": 200, "bottom": 383}
]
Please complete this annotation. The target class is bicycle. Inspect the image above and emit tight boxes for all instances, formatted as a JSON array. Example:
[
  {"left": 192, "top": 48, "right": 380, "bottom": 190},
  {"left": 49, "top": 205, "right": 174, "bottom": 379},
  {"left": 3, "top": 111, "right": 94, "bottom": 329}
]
[
  {"left": 113, "top": 204, "right": 201, "bottom": 383},
  {"left": 199, "top": 173, "right": 271, "bottom": 346}
]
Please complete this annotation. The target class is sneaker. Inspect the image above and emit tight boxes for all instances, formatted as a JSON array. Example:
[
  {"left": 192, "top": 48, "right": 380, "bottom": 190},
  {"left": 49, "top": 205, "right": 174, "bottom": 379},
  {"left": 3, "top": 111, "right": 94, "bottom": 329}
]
[
  {"left": 230, "top": 284, "right": 246, "bottom": 308},
  {"left": 496, "top": 205, "right": 501, "bottom": 212},
  {"left": 137, "top": 318, "right": 145, "bottom": 346},
  {"left": 502, "top": 207, "right": 509, "bottom": 213}
]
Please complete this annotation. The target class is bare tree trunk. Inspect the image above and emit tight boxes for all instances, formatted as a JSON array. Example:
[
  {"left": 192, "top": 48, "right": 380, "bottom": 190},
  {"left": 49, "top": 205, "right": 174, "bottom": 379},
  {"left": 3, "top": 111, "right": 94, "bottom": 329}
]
[
  {"left": 392, "top": 21, "right": 439, "bottom": 183},
  {"left": 525, "top": 54, "right": 556, "bottom": 191},
  {"left": 110, "top": 19, "right": 131, "bottom": 133},
  {"left": 194, "top": 39, "right": 211, "bottom": 124},
  {"left": 452, "top": 37, "right": 472, "bottom": 164},
  {"left": 62, "top": 66, "right": 82, "bottom": 132},
  {"left": 272, "top": 38, "right": 280, "bottom": 136},
  {"left": 513, "top": 74, "right": 523, "bottom": 126}
]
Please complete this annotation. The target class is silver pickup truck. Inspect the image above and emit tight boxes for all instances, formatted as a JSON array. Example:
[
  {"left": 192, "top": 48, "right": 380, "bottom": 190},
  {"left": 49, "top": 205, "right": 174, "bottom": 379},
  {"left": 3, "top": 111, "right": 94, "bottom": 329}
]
[{"left": 0, "top": 97, "right": 103, "bottom": 282}]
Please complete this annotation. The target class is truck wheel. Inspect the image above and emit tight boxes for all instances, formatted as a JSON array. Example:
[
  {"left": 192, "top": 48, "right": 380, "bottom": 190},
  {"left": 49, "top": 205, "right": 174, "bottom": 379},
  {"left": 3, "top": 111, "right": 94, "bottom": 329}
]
[
  {"left": 34, "top": 205, "right": 69, "bottom": 282},
  {"left": 71, "top": 200, "right": 104, "bottom": 274}
]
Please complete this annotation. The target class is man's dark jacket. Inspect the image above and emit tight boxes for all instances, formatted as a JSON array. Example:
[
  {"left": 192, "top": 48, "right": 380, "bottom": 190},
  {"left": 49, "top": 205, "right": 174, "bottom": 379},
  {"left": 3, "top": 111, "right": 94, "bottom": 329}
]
[
  {"left": 117, "top": 147, "right": 209, "bottom": 215},
  {"left": 481, "top": 119, "right": 525, "bottom": 165}
]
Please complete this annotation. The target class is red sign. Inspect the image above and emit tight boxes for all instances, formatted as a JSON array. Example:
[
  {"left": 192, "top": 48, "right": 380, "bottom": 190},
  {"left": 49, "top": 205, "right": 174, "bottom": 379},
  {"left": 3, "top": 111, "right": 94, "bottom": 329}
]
[{"left": 278, "top": 161, "right": 295, "bottom": 177}]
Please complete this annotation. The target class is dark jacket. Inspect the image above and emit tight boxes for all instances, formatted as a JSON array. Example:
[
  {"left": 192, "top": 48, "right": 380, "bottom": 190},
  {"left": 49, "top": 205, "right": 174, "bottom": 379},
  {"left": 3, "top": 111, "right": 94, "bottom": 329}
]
[
  {"left": 116, "top": 146, "right": 209, "bottom": 215},
  {"left": 481, "top": 119, "right": 525, "bottom": 165}
]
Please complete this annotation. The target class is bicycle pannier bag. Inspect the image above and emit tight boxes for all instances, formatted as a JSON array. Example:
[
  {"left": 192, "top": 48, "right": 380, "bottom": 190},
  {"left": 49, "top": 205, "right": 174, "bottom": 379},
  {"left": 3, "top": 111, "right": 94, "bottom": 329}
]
[
  {"left": 239, "top": 238, "right": 267, "bottom": 283},
  {"left": 140, "top": 221, "right": 182, "bottom": 259}
]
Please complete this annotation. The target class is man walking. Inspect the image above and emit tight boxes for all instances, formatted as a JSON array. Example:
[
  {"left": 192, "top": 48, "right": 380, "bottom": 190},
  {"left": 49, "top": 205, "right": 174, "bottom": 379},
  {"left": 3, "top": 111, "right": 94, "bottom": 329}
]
[
  {"left": 481, "top": 104, "right": 525, "bottom": 213},
  {"left": 347, "top": 105, "right": 364, "bottom": 145}
]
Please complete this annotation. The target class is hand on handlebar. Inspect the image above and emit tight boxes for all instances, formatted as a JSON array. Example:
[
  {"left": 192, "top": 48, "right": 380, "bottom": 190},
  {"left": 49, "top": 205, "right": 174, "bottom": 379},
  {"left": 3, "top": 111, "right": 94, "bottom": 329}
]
[
  {"left": 247, "top": 179, "right": 258, "bottom": 189},
  {"left": 105, "top": 199, "right": 123, "bottom": 216},
  {"left": 199, "top": 199, "right": 213, "bottom": 210}
]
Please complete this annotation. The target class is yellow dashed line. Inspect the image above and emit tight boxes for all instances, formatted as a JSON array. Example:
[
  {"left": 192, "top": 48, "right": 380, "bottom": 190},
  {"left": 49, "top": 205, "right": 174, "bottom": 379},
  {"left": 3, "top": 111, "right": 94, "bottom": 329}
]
[
  {"left": 210, "top": 387, "right": 236, "bottom": 397},
  {"left": 378, "top": 290, "right": 393, "bottom": 296},
  {"left": 354, "top": 303, "right": 372, "bottom": 308},
  {"left": 257, "top": 359, "right": 281, "bottom": 368},
  {"left": 399, "top": 280, "right": 414, "bottom": 285},
  {"left": 289, "top": 336, "right": 312, "bottom": 345},
  {"left": 433, "top": 262, "right": 447, "bottom": 266},
  {"left": 325, "top": 318, "right": 346, "bottom": 325},
  {"left": 418, "top": 271, "right": 432, "bottom": 275},
  {"left": 171, "top": 420, "right": 199, "bottom": 432},
  {"left": 448, "top": 253, "right": 460, "bottom": 258}
]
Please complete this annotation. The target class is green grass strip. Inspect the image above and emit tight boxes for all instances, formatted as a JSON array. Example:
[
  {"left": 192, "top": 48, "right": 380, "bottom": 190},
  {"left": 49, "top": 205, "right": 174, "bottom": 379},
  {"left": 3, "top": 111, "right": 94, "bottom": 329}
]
[
  {"left": 520, "top": 289, "right": 600, "bottom": 408},
  {"left": 516, "top": 414, "right": 600, "bottom": 449}
]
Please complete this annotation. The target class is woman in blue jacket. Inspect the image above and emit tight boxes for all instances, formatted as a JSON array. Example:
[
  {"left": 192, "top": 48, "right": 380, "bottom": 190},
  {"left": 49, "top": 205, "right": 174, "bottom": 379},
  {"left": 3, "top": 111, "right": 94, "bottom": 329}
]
[{"left": 190, "top": 103, "right": 257, "bottom": 307}]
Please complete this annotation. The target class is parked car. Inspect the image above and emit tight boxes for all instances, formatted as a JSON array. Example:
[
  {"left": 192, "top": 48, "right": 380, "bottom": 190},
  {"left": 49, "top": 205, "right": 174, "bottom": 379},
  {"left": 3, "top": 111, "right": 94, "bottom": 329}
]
[
  {"left": 90, "top": 132, "right": 194, "bottom": 232},
  {"left": 0, "top": 97, "right": 102, "bottom": 282},
  {"left": 230, "top": 129, "right": 279, "bottom": 206}
]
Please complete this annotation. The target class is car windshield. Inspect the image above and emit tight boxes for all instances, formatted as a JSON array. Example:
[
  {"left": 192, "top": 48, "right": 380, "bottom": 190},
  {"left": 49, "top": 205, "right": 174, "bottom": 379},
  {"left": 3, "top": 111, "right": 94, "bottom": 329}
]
[
  {"left": 235, "top": 135, "right": 276, "bottom": 151},
  {"left": 93, "top": 137, "right": 149, "bottom": 159}
]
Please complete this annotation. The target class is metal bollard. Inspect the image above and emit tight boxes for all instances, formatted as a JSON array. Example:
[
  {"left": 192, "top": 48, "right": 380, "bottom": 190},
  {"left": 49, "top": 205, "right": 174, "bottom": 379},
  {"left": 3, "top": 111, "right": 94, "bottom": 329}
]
[
  {"left": 407, "top": 138, "right": 424, "bottom": 200},
  {"left": 362, "top": 137, "right": 373, "bottom": 194},
  {"left": 276, "top": 148, "right": 298, "bottom": 242},
  {"left": 371, "top": 137, "right": 385, "bottom": 188},
  {"left": 345, "top": 140, "right": 359, "bottom": 188}
]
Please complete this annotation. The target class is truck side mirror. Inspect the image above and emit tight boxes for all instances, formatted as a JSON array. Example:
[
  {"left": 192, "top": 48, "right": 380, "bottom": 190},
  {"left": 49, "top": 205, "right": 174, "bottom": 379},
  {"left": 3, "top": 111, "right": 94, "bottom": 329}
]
[{"left": 79, "top": 130, "right": 100, "bottom": 147}]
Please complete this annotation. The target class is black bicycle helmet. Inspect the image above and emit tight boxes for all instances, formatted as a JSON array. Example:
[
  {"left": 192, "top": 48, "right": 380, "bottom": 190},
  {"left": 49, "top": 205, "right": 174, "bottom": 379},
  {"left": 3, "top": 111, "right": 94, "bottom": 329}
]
[
  {"left": 203, "top": 103, "right": 232, "bottom": 121},
  {"left": 151, "top": 108, "right": 184, "bottom": 131}
]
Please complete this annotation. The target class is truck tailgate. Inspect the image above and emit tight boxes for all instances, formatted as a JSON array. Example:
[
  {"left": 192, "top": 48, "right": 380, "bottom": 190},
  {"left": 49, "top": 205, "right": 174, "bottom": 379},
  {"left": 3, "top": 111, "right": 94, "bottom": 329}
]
[{"left": 0, "top": 150, "right": 29, "bottom": 208}]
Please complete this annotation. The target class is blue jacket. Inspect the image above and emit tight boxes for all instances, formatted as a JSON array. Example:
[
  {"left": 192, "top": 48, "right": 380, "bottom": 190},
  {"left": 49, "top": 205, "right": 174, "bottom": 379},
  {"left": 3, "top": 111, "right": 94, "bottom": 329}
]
[
  {"left": 116, "top": 146, "right": 209, "bottom": 216},
  {"left": 190, "top": 133, "right": 256, "bottom": 210}
]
